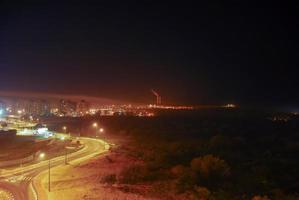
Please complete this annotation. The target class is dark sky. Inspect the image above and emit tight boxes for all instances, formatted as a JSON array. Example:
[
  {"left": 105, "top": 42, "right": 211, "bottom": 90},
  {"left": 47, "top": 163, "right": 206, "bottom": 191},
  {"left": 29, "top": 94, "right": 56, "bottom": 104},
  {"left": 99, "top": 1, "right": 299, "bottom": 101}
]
[{"left": 0, "top": 1, "right": 298, "bottom": 106}]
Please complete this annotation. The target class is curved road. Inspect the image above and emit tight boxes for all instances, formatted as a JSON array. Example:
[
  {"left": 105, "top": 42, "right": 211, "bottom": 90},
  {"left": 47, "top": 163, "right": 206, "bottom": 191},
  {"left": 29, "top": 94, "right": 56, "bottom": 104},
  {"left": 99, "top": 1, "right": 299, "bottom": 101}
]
[{"left": 0, "top": 137, "right": 109, "bottom": 200}]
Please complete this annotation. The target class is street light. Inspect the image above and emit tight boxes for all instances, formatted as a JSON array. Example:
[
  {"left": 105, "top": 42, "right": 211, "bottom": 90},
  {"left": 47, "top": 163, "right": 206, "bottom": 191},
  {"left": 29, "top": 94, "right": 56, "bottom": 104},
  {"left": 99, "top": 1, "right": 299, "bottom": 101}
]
[
  {"left": 39, "top": 153, "right": 45, "bottom": 159},
  {"left": 99, "top": 128, "right": 104, "bottom": 133},
  {"left": 63, "top": 126, "right": 71, "bottom": 138},
  {"left": 39, "top": 152, "right": 51, "bottom": 192},
  {"left": 62, "top": 126, "right": 67, "bottom": 133},
  {"left": 58, "top": 136, "right": 68, "bottom": 164},
  {"left": 92, "top": 122, "right": 98, "bottom": 128}
]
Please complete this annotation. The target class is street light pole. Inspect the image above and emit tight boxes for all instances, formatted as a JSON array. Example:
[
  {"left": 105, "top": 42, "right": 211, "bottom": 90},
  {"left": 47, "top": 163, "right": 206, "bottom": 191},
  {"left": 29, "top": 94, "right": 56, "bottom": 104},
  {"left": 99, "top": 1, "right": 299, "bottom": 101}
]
[
  {"left": 65, "top": 146, "right": 68, "bottom": 164},
  {"left": 20, "top": 159, "right": 23, "bottom": 176},
  {"left": 48, "top": 159, "right": 51, "bottom": 192},
  {"left": 92, "top": 122, "right": 99, "bottom": 137},
  {"left": 63, "top": 126, "right": 71, "bottom": 139}
]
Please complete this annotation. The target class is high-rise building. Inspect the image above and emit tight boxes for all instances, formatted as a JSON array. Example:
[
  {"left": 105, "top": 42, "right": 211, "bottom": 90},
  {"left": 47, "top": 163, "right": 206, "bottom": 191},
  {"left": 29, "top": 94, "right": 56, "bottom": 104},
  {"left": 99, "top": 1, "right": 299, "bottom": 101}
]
[
  {"left": 26, "top": 99, "right": 50, "bottom": 116},
  {"left": 77, "top": 100, "right": 90, "bottom": 115},
  {"left": 59, "top": 99, "right": 77, "bottom": 116}
]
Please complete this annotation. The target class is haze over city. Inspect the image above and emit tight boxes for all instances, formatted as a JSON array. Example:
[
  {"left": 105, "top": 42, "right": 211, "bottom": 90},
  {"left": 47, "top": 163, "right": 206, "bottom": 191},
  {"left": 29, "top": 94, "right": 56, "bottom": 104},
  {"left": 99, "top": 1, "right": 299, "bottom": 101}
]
[{"left": 0, "top": 1, "right": 299, "bottom": 200}]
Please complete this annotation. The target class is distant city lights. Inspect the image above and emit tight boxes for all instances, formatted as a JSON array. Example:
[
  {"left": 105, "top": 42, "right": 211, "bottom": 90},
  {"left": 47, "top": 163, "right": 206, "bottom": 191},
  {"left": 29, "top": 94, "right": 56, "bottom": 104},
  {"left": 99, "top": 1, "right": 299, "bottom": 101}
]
[
  {"left": 224, "top": 104, "right": 236, "bottom": 108},
  {"left": 0, "top": 96, "right": 240, "bottom": 119}
]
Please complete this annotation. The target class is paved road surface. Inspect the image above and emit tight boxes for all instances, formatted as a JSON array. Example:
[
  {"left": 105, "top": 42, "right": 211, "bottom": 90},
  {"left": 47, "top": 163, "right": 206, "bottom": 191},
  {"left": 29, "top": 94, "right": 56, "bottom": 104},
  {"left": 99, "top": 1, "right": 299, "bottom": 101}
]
[{"left": 0, "top": 137, "right": 108, "bottom": 200}]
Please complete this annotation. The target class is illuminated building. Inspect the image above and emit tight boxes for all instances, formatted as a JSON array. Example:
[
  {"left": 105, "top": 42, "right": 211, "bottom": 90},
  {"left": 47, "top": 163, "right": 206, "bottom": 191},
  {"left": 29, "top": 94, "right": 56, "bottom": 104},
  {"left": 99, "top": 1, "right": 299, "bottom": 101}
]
[
  {"left": 77, "top": 100, "right": 90, "bottom": 115},
  {"left": 59, "top": 99, "right": 77, "bottom": 116}
]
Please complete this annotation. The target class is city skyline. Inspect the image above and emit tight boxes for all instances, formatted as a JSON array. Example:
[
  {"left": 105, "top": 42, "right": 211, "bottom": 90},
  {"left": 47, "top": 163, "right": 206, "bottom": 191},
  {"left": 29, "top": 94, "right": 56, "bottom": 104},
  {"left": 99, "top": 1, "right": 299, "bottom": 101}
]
[{"left": 1, "top": 2, "right": 299, "bottom": 199}]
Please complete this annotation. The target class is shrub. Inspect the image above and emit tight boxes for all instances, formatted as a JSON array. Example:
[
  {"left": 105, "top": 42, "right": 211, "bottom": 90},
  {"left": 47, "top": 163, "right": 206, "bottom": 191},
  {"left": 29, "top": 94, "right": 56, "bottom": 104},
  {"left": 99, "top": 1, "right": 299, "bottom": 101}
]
[
  {"left": 175, "top": 169, "right": 197, "bottom": 193},
  {"left": 171, "top": 164, "right": 187, "bottom": 177},
  {"left": 194, "top": 186, "right": 211, "bottom": 200},
  {"left": 190, "top": 154, "right": 230, "bottom": 186}
]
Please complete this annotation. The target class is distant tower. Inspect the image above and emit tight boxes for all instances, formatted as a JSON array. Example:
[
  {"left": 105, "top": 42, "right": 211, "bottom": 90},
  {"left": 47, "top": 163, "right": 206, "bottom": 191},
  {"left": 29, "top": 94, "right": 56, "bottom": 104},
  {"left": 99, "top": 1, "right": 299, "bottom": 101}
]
[{"left": 151, "top": 89, "right": 162, "bottom": 105}]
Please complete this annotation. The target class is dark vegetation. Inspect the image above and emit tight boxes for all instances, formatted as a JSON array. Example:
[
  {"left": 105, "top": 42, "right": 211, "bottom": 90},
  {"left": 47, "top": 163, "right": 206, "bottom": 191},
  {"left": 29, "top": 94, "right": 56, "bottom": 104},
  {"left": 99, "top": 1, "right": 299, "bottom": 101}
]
[{"left": 45, "top": 109, "right": 299, "bottom": 199}]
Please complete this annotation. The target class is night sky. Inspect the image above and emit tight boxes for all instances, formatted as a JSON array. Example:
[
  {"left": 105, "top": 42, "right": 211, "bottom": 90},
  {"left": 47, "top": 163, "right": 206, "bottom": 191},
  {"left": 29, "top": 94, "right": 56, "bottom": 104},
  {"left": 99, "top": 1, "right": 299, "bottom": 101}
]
[{"left": 1, "top": 2, "right": 298, "bottom": 106}]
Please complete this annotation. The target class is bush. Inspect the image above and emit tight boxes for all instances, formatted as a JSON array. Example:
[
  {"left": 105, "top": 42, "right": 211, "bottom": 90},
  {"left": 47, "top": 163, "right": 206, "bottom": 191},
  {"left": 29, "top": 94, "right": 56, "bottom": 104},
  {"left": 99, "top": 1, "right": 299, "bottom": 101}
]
[
  {"left": 171, "top": 164, "right": 187, "bottom": 177},
  {"left": 194, "top": 186, "right": 211, "bottom": 200},
  {"left": 175, "top": 168, "right": 197, "bottom": 193},
  {"left": 190, "top": 154, "right": 230, "bottom": 186}
]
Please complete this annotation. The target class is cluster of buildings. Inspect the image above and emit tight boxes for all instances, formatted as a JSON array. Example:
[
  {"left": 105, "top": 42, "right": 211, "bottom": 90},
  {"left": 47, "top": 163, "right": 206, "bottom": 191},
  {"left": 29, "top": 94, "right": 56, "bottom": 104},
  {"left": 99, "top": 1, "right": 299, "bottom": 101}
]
[
  {"left": 52, "top": 99, "right": 90, "bottom": 116},
  {"left": 0, "top": 98, "right": 156, "bottom": 117},
  {"left": 3, "top": 99, "right": 51, "bottom": 116},
  {"left": 0, "top": 96, "right": 199, "bottom": 118},
  {"left": 0, "top": 98, "right": 91, "bottom": 117}
]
